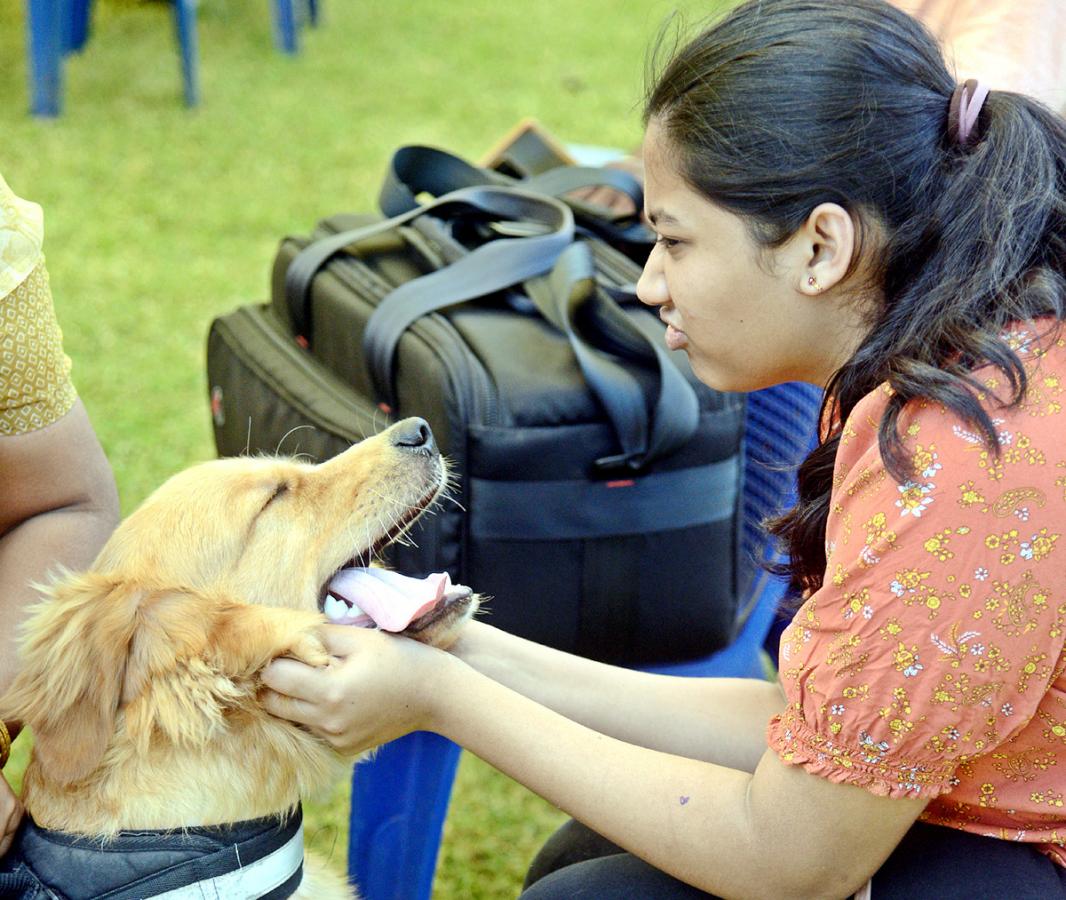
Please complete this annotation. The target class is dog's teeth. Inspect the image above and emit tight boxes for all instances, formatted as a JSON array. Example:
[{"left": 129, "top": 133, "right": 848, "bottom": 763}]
[
  {"left": 324, "top": 593, "right": 350, "bottom": 621},
  {"left": 324, "top": 592, "right": 366, "bottom": 622}
]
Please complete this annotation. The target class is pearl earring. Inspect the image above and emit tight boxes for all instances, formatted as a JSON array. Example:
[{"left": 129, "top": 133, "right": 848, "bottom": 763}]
[{"left": 807, "top": 275, "right": 820, "bottom": 291}]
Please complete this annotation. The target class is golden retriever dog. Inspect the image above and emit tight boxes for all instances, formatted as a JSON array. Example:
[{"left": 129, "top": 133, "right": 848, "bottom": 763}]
[{"left": 0, "top": 417, "right": 477, "bottom": 900}]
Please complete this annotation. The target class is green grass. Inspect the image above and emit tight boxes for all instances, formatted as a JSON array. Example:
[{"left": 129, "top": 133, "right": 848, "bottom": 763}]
[{"left": 1, "top": 1, "right": 722, "bottom": 896}]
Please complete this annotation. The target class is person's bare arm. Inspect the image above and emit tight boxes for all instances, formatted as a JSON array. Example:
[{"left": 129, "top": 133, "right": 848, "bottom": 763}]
[
  {"left": 0, "top": 400, "right": 118, "bottom": 855},
  {"left": 263, "top": 626, "right": 926, "bottom": 898},
  {"left": 448, "top": 620, "right": 782, "bottom": 772},
  {"left": 0, "top": 400, "right": 120, "bottom": 696}
]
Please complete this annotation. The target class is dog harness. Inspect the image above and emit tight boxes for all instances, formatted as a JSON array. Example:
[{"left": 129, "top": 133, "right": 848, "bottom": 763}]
[{"left": 0, "top": 805, "right": 304, "bottom": 899}]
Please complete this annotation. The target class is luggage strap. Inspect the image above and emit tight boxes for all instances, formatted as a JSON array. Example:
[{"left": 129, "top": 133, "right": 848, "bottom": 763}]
[
  {"left": 524, "top": 243, "right": 698, "bottom": 469},
  {"left": 287, "top": 185, "right": 698, "bottom": 470},
  {"left": 380, "top": 144, "right": 653, "bottom": 254}
]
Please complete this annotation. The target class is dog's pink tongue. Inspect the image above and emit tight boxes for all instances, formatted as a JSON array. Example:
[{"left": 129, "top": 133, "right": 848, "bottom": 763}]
[{"left": 326, "top": 568, "right": 452, "bottom": 632}]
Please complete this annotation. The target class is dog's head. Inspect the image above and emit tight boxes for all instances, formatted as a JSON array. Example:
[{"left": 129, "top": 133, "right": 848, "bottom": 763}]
[{"left": 0, "top": 419, "right": 477, "bottom": 800}]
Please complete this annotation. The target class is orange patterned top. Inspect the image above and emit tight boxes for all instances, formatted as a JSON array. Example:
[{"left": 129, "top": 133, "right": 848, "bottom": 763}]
[{"left": 767, "top": 320, "right": 1066, "bottom": 865}]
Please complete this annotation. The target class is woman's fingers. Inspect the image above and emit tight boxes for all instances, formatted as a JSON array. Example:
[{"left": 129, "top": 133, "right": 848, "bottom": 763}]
[
  {"left": 1, "top": 806, "right": 22, "bottom": 856},
  {"left": 258, "top": 685, "right": 323, "bottom": 728},
  {"left": 261, "top": 656, "right": 331, "bottom": 703},
  {"left": 319, "top": 622, "right": 376, "bottom": 656},
  {"left": 260, "top": 623, "right": 444, "bottom": 754}
]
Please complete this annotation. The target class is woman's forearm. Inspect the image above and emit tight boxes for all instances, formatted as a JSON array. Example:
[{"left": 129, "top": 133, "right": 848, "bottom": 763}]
[
  {"left": 428, "top": 655, "right": 849, "bottom": 900},
  {"left": 450, "top": 621, "right": 783, "bottom": 772}
]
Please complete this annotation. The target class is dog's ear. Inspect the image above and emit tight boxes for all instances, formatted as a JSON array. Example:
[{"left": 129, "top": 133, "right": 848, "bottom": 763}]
[
  {"left": 121, "top": 595, "right": 328, "bottom": 752},
  {"left": 0, "top": 573, "right": 329, "bottom": 787},
  {"left": 0, "top": 572, "right": 145, "bottom": 786}
]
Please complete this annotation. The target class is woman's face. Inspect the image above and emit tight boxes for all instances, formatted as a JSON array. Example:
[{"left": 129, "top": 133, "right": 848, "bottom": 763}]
[{"left": 636, "top": 119, "right": 860, "bottom": 393}]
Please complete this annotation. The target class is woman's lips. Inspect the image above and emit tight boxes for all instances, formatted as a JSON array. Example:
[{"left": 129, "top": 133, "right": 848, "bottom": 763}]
[{"left": 665, "top": 323, "right": 688, "bottom": 351}]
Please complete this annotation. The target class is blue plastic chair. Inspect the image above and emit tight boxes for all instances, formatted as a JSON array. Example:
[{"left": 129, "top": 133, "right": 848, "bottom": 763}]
[
  {"left": 25, "top": 0, "right": 66, "bottom": 117},
  {"left": 347, "top": 380, "right": 823, "bottom": 899},
  {"left": 272, "top": 0, "right": 320, "bottom": 54},
  {"left": 25, "top": 0, "right": 320, "bottom": 116}
]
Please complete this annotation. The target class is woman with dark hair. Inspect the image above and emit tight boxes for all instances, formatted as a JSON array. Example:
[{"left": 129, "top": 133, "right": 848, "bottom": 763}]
[{"left": 262, "top": 1, "right": 1066, "bottom": 895}]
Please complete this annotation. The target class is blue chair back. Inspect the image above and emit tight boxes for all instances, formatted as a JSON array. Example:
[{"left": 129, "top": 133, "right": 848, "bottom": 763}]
[
  {"left": 347, "top": 380, "right": 822, "bottom": 899},
  {"left": 25, "top": 0, "right": 320, "bottom": 116}
]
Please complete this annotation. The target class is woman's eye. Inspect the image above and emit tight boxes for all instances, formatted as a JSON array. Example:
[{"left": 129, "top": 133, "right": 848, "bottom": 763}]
[{"left": 655, "top": 235, "right": 682, "bottom": 250}]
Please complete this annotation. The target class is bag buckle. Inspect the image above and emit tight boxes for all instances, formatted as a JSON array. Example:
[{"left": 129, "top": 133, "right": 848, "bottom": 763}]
[{"left": 591, "top": 452, "right": 647, "bottom": 479}]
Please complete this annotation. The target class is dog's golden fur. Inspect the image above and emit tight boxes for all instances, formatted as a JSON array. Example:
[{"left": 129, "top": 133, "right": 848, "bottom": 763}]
[{"left": 0, "top": 420, "right": 476, "bottom": 899}]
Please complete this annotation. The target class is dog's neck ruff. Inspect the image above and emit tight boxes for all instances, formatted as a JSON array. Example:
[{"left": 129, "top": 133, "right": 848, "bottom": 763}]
[{"left": 0, "top": 805, "right": 304, "bottom": 900}]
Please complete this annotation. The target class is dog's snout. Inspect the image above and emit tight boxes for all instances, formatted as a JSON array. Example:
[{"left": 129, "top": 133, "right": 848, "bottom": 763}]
[{"left": 392, "top": 417, "right": 436, "bottom": 454}]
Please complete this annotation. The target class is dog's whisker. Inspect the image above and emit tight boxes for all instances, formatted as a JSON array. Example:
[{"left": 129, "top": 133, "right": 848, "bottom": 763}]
[
  {"left": 441, "top": 493, "right": 467, "bottom": 513},
  {"left": 274, "top": 425, "right": 316, "bottom": 456}
]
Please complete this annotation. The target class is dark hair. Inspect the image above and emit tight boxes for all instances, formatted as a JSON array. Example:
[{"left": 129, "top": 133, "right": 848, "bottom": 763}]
[{"left": 645, "top": 0, "right": 1066, "bottom": 597}]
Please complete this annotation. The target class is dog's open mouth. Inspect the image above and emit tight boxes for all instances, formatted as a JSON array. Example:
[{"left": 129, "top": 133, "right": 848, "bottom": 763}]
[
  {"left": 318, "top": 478, "right": 472, "bottom": 634},
  {"left": 323, "top": 568, "right": 472, "bottom": 633}
]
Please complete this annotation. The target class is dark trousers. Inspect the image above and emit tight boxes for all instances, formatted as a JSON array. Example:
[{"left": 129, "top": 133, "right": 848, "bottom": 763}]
[{"left": 520, "top": 818, "right": 1066, "bottom": 899}]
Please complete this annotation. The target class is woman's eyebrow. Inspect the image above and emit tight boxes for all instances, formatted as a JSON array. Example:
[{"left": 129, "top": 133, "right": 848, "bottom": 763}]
[{"left": 647, "top": 209, "right": 681, "bottom": 227}]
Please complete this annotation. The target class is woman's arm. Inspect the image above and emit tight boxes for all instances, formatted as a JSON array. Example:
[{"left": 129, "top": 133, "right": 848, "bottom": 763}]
[
  {"left": 448, "top": 620, "right": 783, "bottom": 772},
  {"left": 0, "top": 400, "right": 120, "bottom": 695},
  {"left": 432, "top": 650, "right": 925, "bottom": 899},
  {"left": 0, "top": 400, "right": 118, "bottom": 856},
  {"left": 263, "top": 626, "right": 926, "bottom": 899}
]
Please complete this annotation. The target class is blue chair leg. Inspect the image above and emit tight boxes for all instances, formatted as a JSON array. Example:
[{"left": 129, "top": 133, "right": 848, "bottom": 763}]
[
  {"left": 306, "top": 0, "right": 319, "bottom": 27},
  {"left": 64, "top": 0, "right": 92, "bottom": 52},
  {"left": 348, "top": 731, "right": 462, "bottom": 900},
  {"left": 173, "top": 0, "right": 199, "bottom": 107},
  {"left": 272, "top": 0, "right": 299, "bottom": 54},
  {"left": 27, "top": 0, "right": 64, "bottom": 117}
]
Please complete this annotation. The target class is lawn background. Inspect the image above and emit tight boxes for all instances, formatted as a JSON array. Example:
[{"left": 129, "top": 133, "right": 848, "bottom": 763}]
[{"left": 0, "top": 1, "right": 724, "bottom": 896}]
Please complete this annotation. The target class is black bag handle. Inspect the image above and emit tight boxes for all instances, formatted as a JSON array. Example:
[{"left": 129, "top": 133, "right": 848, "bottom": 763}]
[
  {"left": 284, "top": 185, "right": 571, "bottom": 342},
  {"left": 524, "top": 243, "right": 699, "bottom": 470},
  {"left": 379, "top": 144, "right": 653, "bottom": 256},
  {"left": 357, "top": 187, "right": 576, "bottom": 410},
  {"left": 364, "top": 209, "right": 696, "bottom": 471},
  {"left": 290, "top": 183, "right": 693, "bottom": 469}
]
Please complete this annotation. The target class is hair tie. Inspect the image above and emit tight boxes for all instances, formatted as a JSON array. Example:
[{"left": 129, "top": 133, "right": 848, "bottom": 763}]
[{"left": 947, "top": 78, "right": 990, "bottom": 148}]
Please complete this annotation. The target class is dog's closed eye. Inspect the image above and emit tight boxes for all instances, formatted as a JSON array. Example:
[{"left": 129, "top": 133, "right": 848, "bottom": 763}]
[{"left": 262, "top": 482, "right": 289, "bottom": 509}]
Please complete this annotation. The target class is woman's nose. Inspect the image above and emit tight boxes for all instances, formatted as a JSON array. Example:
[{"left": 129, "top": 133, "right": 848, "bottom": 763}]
[{"left": 636, "top": 247, "right": 669, "bottom": 308}]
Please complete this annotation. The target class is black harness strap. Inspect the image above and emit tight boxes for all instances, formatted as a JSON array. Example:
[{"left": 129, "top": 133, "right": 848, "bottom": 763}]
[{"left": 0, "top": 806, "right": 303, "bottom": 900}]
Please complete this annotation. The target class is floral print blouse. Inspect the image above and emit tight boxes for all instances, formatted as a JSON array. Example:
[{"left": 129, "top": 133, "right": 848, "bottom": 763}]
[{"left": 767, "top": 321, "right": 1066, "bottom": 865}]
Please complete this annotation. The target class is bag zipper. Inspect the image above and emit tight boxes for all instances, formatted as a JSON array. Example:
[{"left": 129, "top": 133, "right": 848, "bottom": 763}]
[{"left": 225, "top": 306, "right": 384, "bottom": 435}]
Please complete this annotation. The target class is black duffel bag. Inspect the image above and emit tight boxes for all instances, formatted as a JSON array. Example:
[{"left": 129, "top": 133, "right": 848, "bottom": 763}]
[{"left": 206, "top": 162, "right": 745, "bottom": 666}]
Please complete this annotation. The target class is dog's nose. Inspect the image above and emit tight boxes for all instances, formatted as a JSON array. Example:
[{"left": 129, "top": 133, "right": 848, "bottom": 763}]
[{"left": 392, "top": 417, "right": 436, "bottom": 454}]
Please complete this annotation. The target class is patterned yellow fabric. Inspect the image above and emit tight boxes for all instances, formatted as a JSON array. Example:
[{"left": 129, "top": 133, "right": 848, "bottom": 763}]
[
  {"left": 0, "top": 174, "right": 76, "bottom": 436},
  {"left": 0, "top": 173, "right": 45, "bottom": 301},
  {"left": 768, "top": 319, "right": 1066, "bottom": 865}
]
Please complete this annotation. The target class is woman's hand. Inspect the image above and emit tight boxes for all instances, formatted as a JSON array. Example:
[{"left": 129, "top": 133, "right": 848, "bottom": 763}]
[
  {"left": 260, "top": 624, "right": 454, "bottom": 756},
  {"left": 0, "top": 772, "right": 22, "bottom": 857}
]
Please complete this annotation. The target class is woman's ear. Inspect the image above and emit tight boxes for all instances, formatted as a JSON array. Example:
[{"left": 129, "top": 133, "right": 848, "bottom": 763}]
[{"left": 794, "top": 202, "right": 856, "bottom": 295}]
